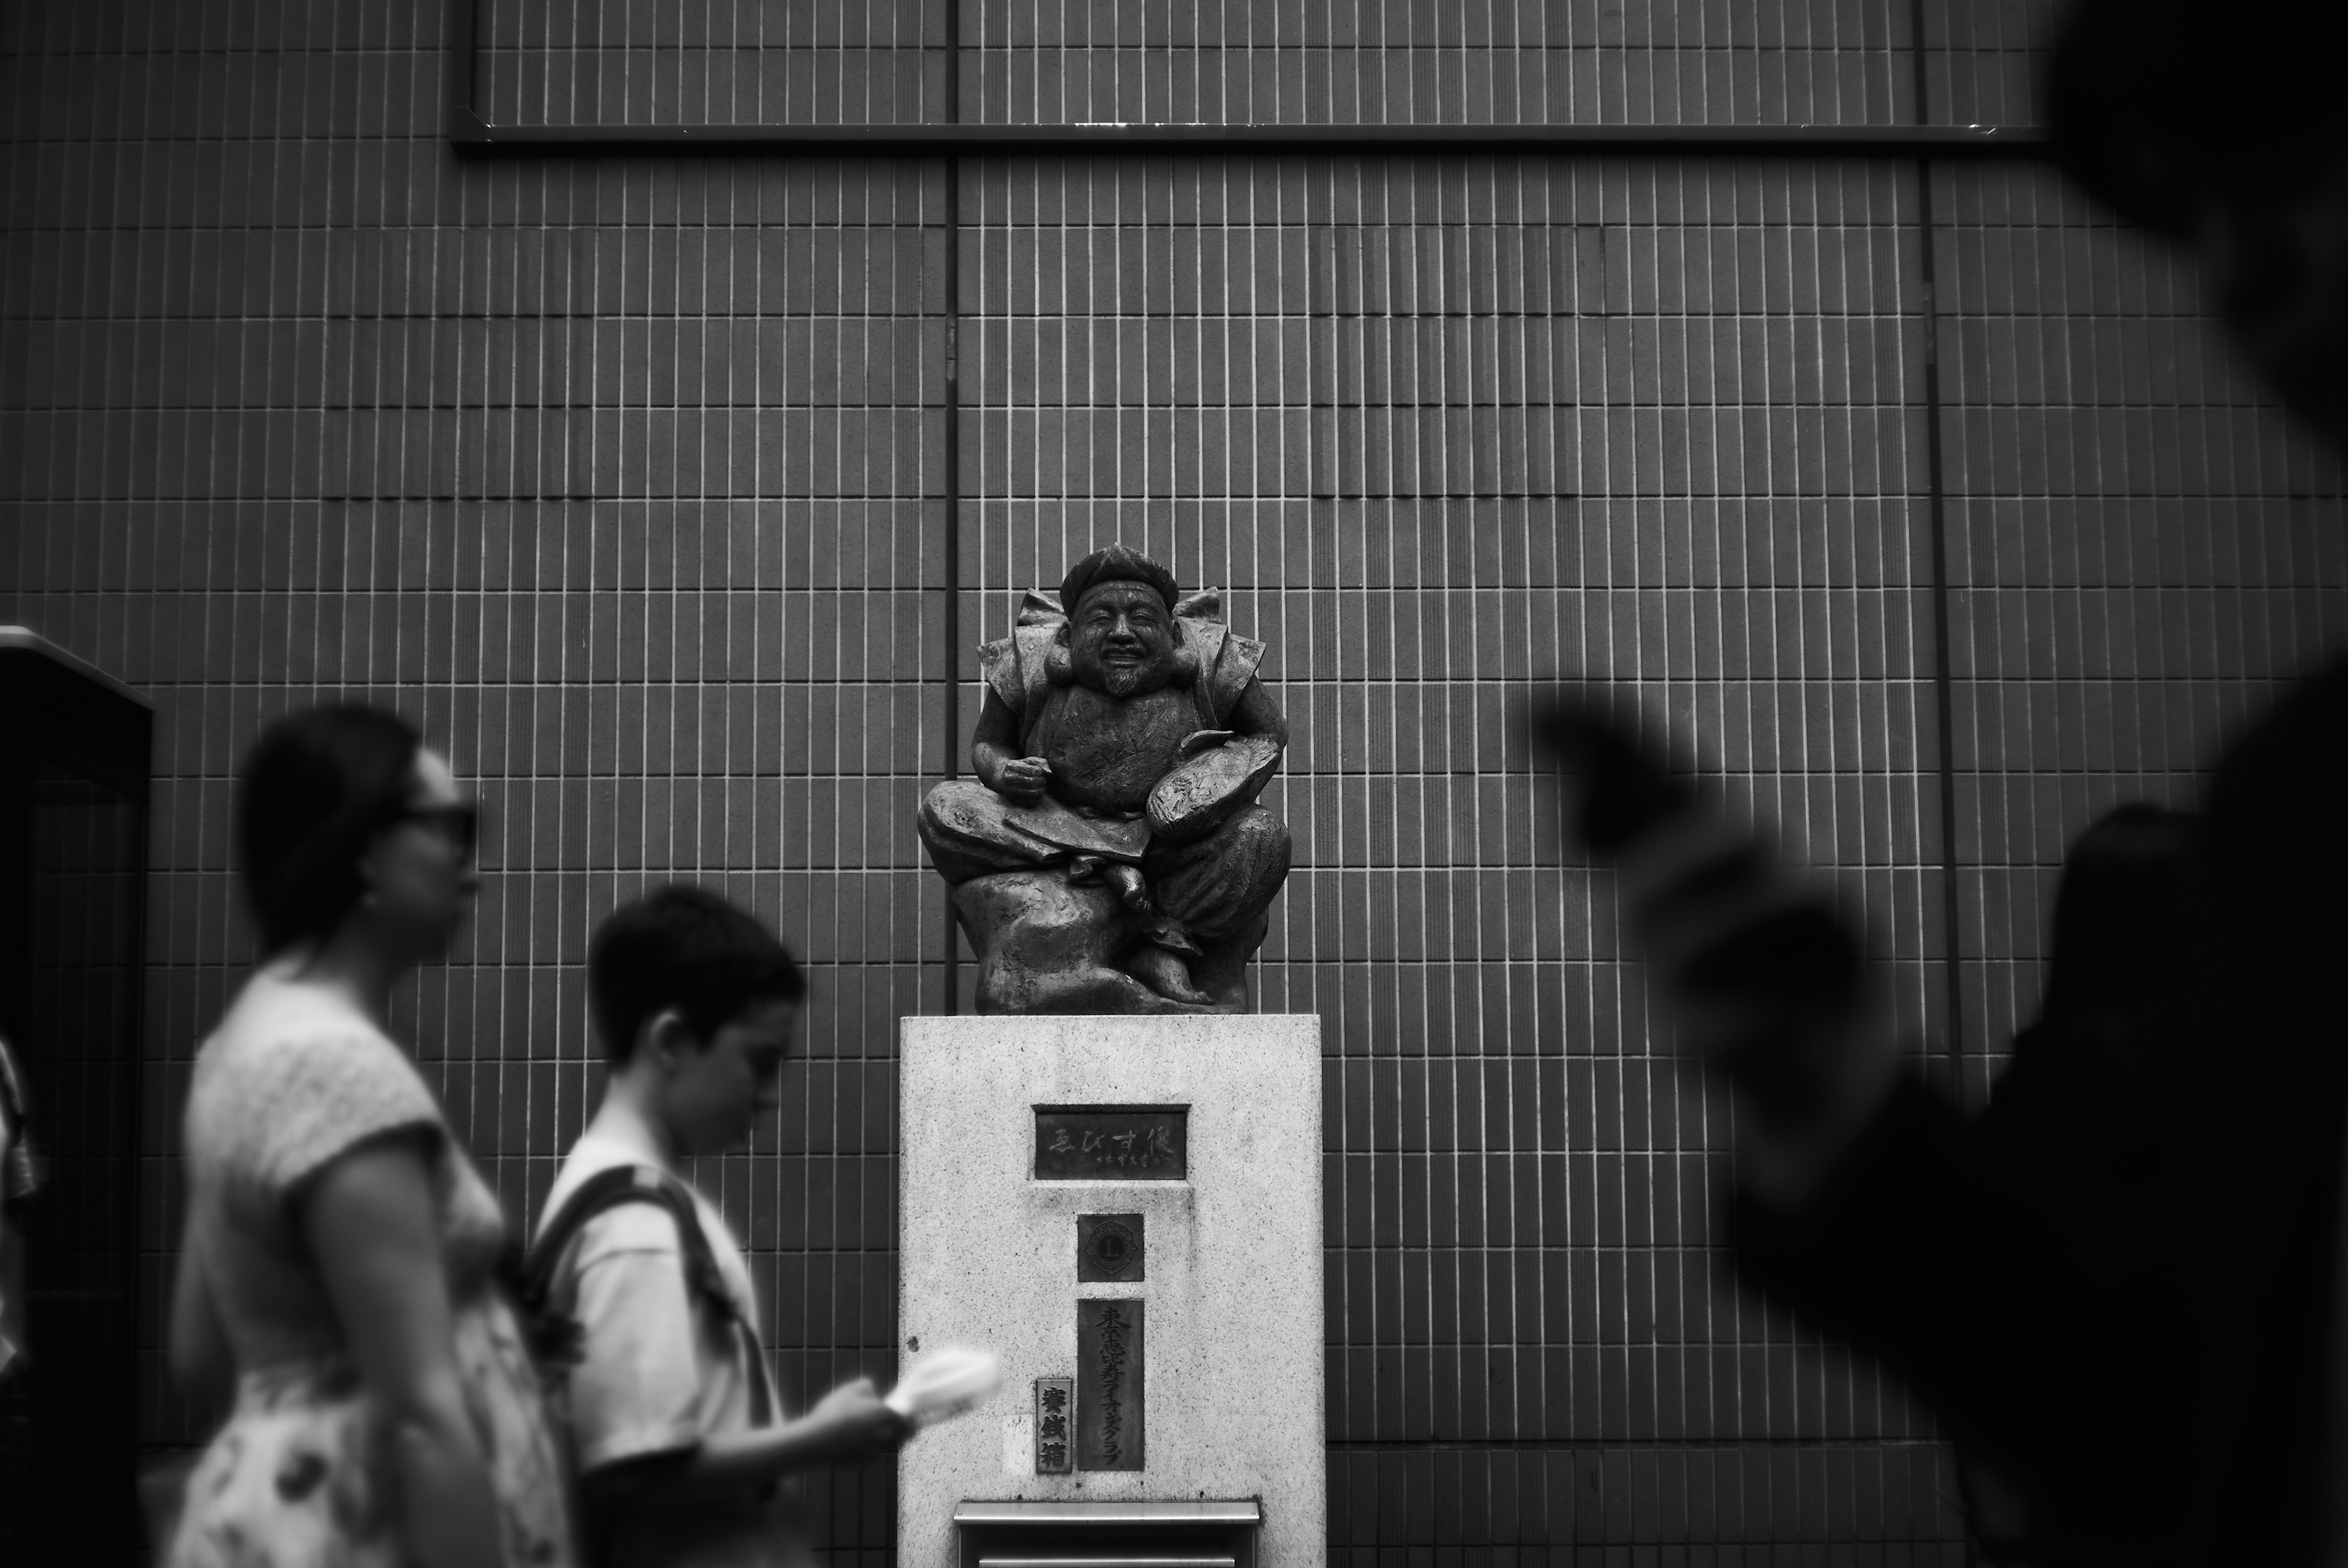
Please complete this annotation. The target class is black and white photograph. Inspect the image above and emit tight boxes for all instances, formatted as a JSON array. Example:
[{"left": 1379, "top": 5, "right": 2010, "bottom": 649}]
[{"left": 3, "top": 1, "right": 2346, "bottom": 1563}]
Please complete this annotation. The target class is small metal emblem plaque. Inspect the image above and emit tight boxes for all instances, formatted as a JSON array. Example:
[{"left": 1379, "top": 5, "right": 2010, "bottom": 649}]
[
  {"left": 1033, "top": 1377, "right": 1074, "bottom": 1474},
  {"left": 1076, "top": 1298, "right": 1144, "bottom": 1471},
  {"left": 1034, "top": 1106, "right": 1187, "bottom": 1180},
  {"left": 1078, "top": 1213, "right": 1143, "bottom": 1282}
]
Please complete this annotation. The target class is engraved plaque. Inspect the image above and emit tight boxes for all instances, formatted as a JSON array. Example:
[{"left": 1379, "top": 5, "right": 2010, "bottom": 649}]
[
  {"left": 1034, "top": 1106, "right": 1187, "bottom": 1180},
  {"left": 1076, "top": 1298, "right": 1144, "bottom": 1471},
  {"left": 1033, "top": 1377, "right": 1074, "bottom": 1474},
  {"left": 1078, "top": 1213, "right": 1143, "bottom": 1282}
]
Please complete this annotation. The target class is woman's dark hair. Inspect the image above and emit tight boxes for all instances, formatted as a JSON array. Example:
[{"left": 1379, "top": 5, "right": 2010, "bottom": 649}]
[
  {"left": 2040, "top": 803, "right": 2197, "bottom": 1043},
  {"left": 237, "top": 704, "right": 424, "bottom": 955},
  {"left": 588, "top": 885, "right": 807, "bottom": 1064}
]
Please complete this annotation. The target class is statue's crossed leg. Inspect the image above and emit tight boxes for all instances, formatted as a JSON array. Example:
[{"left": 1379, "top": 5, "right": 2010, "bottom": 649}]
[{"left": 918, "top": 782, "right": 1288, "bottom": 1012}]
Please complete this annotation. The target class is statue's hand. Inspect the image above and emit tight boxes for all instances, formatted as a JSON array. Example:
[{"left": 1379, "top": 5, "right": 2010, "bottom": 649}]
[
  {"left": 992, "top": 755, "right": 1053, "bottom": 804},
  {"left": 1176, "top": 729, "right": 1235, "bottom": 761}
]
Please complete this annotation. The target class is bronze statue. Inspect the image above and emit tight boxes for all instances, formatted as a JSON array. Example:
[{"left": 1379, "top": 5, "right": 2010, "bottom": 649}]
[{"left": 918, "top": 543, "right": 1291, "bottom": 1014}]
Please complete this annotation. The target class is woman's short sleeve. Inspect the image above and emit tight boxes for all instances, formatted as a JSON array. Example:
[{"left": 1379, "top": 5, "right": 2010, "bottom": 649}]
[{"left": 225, "top": 1031, "right": 446, "bottom": 1204}]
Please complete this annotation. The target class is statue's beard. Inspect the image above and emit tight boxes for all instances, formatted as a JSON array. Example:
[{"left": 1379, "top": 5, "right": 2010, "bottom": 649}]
[
  {"left": 1097, "top": 663, "right": 1151, "bottom": 698},
  {"left": 1076, "top": 644, "right": 1171, "bottom": 698}
]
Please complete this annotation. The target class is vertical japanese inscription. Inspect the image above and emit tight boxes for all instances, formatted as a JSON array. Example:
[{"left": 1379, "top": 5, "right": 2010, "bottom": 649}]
[
  {"left": 1033, "top": 1377, "right": 1074, "bottom": 1474},
  {"left": 1076, "top": 1298, "right": 1144, "bottom": 1471}
]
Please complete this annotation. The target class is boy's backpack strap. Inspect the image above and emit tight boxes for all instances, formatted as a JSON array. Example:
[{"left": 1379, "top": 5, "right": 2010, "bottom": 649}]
[
  {"left": 523, "top": 1163, "right": 774, "bottom": 1427},
  {"left": 528, "top": 1165, "right": 739, "bottom": 1325}
]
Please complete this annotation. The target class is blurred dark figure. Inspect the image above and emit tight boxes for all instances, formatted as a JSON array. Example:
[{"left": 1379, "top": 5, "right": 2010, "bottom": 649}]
[
  {"left": 1541, "top": 2, "right": 2348, "bottom": 1562},
  {"left": 1957, "top": 806, "right": 2195, "bottom": 1566},
  {"left": 0, "top": 1032, "right": 35, "bottom": 1556},
  {"left": 1735, "top": 805, "right": 2197, "bottom": 1567},
  {"left": 2023, "top": 806, "right": 2199, "bottom": 1069},
  {"left": 0, "top": 1032, "right": 34, "bottom": 1376},
  {"left": 1954, "top": 804, "right": 2201, "bottom": 1322}
]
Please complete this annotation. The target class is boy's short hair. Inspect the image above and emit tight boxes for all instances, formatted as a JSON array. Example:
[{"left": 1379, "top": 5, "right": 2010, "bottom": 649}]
[{"left": 588, "top": 885, "right": 806, "bottom": 1064}]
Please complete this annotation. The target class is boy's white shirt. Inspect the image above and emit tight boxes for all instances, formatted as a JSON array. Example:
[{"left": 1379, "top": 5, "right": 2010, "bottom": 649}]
[{"left": 539, "top": 1128, "right": 801, "bottom": 1568}]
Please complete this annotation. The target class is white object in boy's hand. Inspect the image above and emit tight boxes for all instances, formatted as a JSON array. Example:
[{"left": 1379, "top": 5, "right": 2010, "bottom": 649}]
[{"left": 886, "top": 1346, "right": 1002, "bottom": 1427}]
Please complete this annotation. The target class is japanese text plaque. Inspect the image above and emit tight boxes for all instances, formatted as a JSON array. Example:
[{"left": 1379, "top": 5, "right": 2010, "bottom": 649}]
[
  {"left": 1076, "top": 1298, "right": 1145, "bottom": 1470},
  {"left": 1034, "top": 1106, "right": 1187, "bottom": 1180}
]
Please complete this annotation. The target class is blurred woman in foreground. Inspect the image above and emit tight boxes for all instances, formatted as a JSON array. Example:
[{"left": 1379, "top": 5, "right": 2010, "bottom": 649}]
[{"left": 163, "top": 705, "right": 570, "bottom": 1568}]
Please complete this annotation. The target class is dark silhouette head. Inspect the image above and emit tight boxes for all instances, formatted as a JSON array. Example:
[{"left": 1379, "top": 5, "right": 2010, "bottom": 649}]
[
  {"left": 2039, "top": 803, "right": 2196, "bottom": 1046},
  {"left": 2051, "top": 0, "right": 2348, "bottom": 436}
]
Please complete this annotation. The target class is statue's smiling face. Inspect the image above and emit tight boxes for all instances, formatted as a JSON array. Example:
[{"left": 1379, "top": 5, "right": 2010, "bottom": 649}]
[{"left": 1069, "top": 581, "right": 1176, "bottom": 698}]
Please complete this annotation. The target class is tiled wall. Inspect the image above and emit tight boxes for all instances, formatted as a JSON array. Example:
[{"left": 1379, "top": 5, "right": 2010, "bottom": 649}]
[
  {"left": 487, "top": 0, "right": 950, "bottom": 127},
  {"left": 6, "top": 0, "right": 2348, "bottom": 1562},
  {"left": 484, "top": 0, "right": 2062, "bottom": 130},
  {"left": 1933, "top": 161, "right": 2348, "bottom": 1108}
]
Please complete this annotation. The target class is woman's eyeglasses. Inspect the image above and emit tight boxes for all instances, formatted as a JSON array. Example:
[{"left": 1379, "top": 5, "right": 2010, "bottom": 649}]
[{"left": 396, "top": 802, "right": 480, "bottom": 862}]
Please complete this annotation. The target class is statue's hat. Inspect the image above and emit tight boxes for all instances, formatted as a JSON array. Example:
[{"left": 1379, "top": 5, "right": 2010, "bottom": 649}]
[{"left": 1060, "top": 542, "right": 1177, "bottom": 614}]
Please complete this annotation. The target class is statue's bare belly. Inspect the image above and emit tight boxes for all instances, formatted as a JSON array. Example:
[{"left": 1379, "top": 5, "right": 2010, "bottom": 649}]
[{"left": 1039, "top": 686, "right": 1198, "bottom": 812}]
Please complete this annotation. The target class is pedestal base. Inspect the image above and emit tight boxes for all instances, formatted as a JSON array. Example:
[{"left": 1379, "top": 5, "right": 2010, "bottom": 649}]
[
  {"left": 951, "top": 872, "right": 1263, "bottom": 1015},
  {"left": 898, "top": 1015, "right": 1324, "bottom": 1568}
]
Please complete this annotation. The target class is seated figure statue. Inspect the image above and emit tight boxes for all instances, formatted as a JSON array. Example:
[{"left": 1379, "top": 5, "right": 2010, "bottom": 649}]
[{"left": 918, "top": 543, "right": 1292, "bottom": 1013}]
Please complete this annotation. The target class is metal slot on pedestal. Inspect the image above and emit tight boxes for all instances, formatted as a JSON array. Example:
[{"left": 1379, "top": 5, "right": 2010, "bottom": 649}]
[
  {"left": 980, "top": 1558, "right": 1236, "bottom": 1567},
  {"left": 954, "top": 1500, "right": 1261, "bottom": 1568}
]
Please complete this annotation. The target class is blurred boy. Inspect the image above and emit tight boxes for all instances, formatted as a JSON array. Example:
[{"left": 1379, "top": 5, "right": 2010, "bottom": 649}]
[{"left": 534, "top": 886, "right": 909, "bottom": 1568}]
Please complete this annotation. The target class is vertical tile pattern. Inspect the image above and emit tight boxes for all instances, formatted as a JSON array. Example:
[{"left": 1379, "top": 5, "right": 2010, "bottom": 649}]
[
  {"left": 482, "top": 0, "right": 950, "bottom": 127},
  {"left": 477, "top": 0, "right": 1963, "bottom": 131},
  {"left": 3, "top": 1, "right": 2345, "bottom": 1561},
  {"left": 964, "top": 0, "right": 1924, "bottom": 127},
  {"left": 1925, "top": 0, "right": 2067, "bottom": 127},
  {"left": 1935, "top": 161, "right": 2348, "bottom": 1109}
]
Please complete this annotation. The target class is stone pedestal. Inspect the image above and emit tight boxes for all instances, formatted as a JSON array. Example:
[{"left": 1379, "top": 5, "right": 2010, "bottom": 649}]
[{"left": 898, "top": 1014, "right": 1324, "bottom": 1568}]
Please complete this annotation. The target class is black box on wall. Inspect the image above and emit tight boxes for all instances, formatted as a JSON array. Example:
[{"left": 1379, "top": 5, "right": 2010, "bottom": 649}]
[{"left": 0, "top": 628, "right": 153, "bottom": 1567}]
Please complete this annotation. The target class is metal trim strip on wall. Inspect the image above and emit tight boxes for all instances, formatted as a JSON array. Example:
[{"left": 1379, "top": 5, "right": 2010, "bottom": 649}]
[
  {"left": 441, "top": 0, "right": 2050, "bottom": 155},
  {"left": 448, "top": 114, "right": 2048, "bottom": 155}
]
